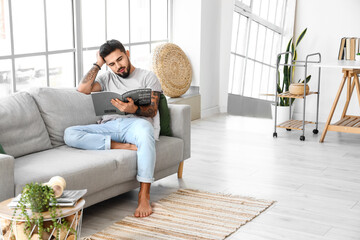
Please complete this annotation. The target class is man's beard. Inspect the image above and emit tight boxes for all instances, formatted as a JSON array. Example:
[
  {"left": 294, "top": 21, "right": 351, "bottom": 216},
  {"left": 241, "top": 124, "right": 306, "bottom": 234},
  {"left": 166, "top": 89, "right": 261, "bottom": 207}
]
[{"left": 116, "top": 57, "right": 131, "bottom": 78}]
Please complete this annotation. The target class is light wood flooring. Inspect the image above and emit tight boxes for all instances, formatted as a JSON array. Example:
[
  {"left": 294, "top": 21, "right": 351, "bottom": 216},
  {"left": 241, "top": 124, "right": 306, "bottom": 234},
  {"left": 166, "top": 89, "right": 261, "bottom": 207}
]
[{"left": 81, "top": 114, "right": 360, "bottom": 240}]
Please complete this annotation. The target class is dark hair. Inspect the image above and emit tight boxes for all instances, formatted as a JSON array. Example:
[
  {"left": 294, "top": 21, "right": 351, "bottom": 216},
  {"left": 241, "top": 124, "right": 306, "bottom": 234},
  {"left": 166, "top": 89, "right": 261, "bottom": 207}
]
[{"left": 99, "top": 39, "right": 126, "bottom": 60}]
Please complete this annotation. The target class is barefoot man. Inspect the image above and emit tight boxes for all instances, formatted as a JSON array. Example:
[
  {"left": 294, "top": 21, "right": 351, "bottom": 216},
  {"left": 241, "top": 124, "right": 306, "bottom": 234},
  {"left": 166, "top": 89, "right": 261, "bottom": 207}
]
[{"left": 64, "top": 39, "right": 161, "bottom": 217}]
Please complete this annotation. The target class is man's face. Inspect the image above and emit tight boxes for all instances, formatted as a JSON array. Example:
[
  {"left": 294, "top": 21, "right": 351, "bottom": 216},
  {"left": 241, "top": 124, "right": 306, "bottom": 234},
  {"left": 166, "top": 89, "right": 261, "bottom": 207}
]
[{"left": 104, "top": 49, "right": 131, "bottom": 78}]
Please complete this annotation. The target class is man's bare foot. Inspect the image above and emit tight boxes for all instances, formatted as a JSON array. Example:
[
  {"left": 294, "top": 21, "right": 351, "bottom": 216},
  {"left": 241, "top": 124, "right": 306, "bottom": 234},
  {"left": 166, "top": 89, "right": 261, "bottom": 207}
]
[
  {"left": 134, "top": 183, "right": 152, "bottom": 218},
  {"left": 111, "top": 141, "right": 137, "bottom": 150}
]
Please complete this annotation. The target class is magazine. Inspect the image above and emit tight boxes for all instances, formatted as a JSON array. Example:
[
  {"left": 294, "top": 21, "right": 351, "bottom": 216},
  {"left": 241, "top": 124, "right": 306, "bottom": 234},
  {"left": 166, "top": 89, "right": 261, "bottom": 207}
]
[
  {"left": 7, "top": 189, "right": 87, "bottom": 208},
  {"left": 91, "top": 88, "right": 152, "bottom": 116}
]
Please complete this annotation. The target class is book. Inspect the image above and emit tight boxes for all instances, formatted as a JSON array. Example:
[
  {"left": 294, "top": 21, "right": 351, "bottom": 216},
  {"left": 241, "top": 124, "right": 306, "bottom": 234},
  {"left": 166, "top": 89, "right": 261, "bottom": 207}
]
[
  {"left": 91, "top": 88, "right": 152, "bottom": 116},
  {"left": 338, "top": 37, "right": 346, "bottom": 60},
  {"left": 346, "top": 38, "right": 351, "bottom": 60},
  {"left": 350, "top": 37, "right": 356, "bottom": 60},
  {"left": 7, "top": 189, "right": 87, "bottom": 208}
]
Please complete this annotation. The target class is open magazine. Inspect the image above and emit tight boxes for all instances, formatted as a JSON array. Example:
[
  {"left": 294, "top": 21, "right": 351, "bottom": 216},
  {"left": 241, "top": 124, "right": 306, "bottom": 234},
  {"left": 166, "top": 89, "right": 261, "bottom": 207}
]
[
  {"left": 91, "top": 88, "right": 152, "bottom": 116},
  {"left": 7, "top": 189, "right": 87, "bottom": 208}
]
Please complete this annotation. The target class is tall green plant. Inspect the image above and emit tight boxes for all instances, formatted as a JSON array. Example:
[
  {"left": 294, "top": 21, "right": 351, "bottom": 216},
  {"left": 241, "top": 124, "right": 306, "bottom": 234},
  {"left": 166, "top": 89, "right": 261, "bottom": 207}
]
[{"left": 277, "top": 28, "right": 310, "bottom": 106}]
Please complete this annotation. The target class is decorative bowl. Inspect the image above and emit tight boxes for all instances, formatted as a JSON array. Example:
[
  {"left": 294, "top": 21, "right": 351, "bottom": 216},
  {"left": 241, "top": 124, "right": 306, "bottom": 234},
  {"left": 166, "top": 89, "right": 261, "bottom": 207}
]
[{"left": 289, "top": 83, "right": 309, "bottom": 95}]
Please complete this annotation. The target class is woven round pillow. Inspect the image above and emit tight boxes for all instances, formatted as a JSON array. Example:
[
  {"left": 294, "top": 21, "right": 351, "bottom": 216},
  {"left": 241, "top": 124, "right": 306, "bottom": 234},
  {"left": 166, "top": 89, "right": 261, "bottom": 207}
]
[{"left": 152, "top": 43, "right": 192, "bottom": 97}]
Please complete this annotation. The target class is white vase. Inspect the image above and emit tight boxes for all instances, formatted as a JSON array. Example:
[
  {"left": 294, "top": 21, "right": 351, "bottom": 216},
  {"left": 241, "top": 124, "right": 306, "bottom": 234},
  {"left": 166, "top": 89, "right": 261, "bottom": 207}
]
[
  {"left": 271, "top": 103, "right": 294, "bottom": 124},
  {"left": 356, "top": 55, "right": 360, "bottom": 61}
]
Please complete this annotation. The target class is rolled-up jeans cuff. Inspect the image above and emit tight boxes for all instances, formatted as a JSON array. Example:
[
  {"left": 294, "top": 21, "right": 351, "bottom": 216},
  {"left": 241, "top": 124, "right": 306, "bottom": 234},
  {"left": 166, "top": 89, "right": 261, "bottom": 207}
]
[
  {"left": 104, "top": 135, "right": 111, "bottom": 150},
  {"left": 137, "top": 175, "right": 154, "bottom": 183}
]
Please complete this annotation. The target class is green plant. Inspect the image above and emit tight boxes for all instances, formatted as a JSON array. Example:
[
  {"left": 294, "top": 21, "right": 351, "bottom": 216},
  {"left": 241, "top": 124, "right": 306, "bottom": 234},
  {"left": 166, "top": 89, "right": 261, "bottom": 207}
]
[
  {"left": 356, "top": 53, "right": 360, "bottom": 56},
  {"left": 277, "top": 28, "right": 311, "bottom": 106},
  {"left": 11, "top": 183, "right": 76, "bottom": 240}
]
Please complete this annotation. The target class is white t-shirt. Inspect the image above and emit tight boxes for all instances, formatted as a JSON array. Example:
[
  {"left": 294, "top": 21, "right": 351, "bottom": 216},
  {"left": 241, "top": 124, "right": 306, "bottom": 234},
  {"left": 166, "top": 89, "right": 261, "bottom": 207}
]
[{"left": 95, "top": 68, "right": 162, "bottom": 140}]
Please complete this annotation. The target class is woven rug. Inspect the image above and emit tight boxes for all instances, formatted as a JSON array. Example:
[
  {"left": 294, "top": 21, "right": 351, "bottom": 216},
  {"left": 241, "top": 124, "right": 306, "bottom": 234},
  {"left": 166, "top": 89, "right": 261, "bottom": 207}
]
[{"left": 83, "top": 189, "right": 274, "bottom": 240}]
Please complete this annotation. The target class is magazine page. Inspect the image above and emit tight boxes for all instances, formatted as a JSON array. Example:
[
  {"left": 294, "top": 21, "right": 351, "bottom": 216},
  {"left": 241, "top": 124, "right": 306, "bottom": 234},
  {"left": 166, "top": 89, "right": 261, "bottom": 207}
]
[
  {"left": 91, "top": 91, "right": 125, "bottom": 116},
  {"left": 122, "top": 88, "right": 152, "bottom": 106},
  {"left": 91, "top": 88, "right": 152, "bottom": 116},
  {"left": 56, "top": 189, "right": 87, "bottom": 203}
]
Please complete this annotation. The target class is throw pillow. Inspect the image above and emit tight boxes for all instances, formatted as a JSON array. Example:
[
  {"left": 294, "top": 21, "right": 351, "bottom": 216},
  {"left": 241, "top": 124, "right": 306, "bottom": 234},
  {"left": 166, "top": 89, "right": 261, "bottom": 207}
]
[
  {"left": 159, "top": 94, "right": 172, "bottom": 136},
  {"left": 0, "top": 144, "right": 6, "bottom": 154}
]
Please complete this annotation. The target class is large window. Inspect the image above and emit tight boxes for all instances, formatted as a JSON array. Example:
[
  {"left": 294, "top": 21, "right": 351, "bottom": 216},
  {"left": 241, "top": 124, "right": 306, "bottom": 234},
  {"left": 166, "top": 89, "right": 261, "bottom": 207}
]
[
  {"left": 0, "top": 0, "right": 170, "bottom": 97},
  {"left": 229, "top": 0, "right": 294, "bottom": 100}
]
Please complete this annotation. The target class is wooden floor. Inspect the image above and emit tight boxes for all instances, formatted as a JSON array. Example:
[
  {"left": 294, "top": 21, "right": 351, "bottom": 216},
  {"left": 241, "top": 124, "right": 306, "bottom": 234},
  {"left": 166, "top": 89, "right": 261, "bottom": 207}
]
[{"left": 81, "top": 114, "right": 360, "bottom": 240}]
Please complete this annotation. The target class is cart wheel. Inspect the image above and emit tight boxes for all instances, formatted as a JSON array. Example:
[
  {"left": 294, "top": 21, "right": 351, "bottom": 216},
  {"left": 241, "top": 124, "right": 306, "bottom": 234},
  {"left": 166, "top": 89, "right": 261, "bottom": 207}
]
[
  {"left": 313, "top": 129, "right": 319, "bottom": 134},
  {"left": 273, "top": 132, "right": 277, "bottom": 138},
  {"left": 300, "top": 135, "right": 305, "bottom": 141},
  {"left": 286, "top": 128, "right": 291, "bottom": 131}
]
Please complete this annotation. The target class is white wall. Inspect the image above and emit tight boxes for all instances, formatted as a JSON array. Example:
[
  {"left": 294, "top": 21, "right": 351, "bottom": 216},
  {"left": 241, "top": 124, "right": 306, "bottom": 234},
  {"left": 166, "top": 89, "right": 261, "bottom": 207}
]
[
  {"left": 172, "top": 0, "right": 234, "bottom": 117},
  {"left": 172, "top": 0, "right": 202, "bottom": 87},
  {"left": 293, "top": 0, "right": 360, "bottom": 122},
  {"left": 199, "top": 0, "right": 221, "bottom": 117},
  {"left": 219, "top": 0, "right": 235, "bottom": 113}
]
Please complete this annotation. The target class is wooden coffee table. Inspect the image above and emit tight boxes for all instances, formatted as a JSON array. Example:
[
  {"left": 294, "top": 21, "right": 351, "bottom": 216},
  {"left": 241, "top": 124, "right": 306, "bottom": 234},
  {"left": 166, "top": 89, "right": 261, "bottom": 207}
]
[{"left": 0, "top": 198, "right": 85, "bottom": 240}]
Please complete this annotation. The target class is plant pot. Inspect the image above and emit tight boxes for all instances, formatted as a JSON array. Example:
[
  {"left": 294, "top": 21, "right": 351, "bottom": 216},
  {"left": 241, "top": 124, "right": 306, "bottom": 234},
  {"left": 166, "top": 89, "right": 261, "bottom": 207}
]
[
  {"left": 356, "top": 55, "right": 360, "bottom": 61},
  {"left": 25, "top": 187, "right": 51, "bottom": 213},
  {"left": 289, "top": 83, "right": 309, "bottom": 95},
  {"left": 271, "top": 104, "right": 294, "bottom": 124},
  {"left": 29, "top": 197, "right": 50, "bottom": 212}
]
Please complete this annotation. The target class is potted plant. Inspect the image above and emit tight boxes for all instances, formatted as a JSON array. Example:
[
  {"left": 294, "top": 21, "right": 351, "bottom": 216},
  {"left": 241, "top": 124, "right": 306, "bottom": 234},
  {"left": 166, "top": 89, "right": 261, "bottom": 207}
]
[
  {"left": 11, "top": 182, "right": 76, "bottom": 240},
  {"left": 272, "top": 28, "right": 310, "bottom": 123},
  {"left": 356, "top": 53, "right": 360, "bottom": 61}
]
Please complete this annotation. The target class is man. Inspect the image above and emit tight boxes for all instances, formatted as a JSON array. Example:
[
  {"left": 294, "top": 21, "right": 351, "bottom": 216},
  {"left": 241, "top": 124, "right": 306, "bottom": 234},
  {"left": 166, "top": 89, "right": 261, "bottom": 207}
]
[{"left": 64, "top": 39, "right": 161, "bottom": 218}]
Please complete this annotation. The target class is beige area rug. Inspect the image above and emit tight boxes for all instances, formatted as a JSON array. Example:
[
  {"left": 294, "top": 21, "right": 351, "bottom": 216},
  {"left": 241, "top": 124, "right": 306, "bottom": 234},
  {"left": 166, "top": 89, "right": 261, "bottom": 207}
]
[{"left": 83, "top": 189, "right": 274, "bottom": 240}]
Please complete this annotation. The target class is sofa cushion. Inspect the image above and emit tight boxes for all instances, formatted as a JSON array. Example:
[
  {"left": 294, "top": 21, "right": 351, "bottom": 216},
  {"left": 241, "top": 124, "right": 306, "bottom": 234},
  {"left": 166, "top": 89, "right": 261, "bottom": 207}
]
[
  {"left": 0, "top": 92, "right": 52, "bottom": 157},
  {"left": 14, "top": 145, "right": 137, "bottom": 195},
  {"left": 30, "top": 88, "right": 102, "bottom": 147},
  {"left": 14, "top": 136, "right": 184, "bottom": 195},
  {"left": 159, "top": 94, "right": 172, "bottom": 136},
  {"left": 0, "top": 144, "right": 5, "bottom": 154}
]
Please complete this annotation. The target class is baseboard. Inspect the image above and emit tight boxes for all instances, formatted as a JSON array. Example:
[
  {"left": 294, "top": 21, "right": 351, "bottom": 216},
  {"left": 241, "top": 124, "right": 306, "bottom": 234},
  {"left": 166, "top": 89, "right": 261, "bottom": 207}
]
[{"left": 201, "top": 106, "right": 220, "bottom": 118}]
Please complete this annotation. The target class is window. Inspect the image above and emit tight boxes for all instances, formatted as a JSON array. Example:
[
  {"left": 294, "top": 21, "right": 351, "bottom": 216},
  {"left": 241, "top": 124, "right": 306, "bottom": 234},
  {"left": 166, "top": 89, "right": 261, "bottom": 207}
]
[
  {"left": 0, "top": 0, "right": 170, "bottom": 97},
  {"left": 228, "top": 0, "right": 294, "bottom": 100},
  {"left": 81, "top": 0, "right": 169, "bottom": 76}
]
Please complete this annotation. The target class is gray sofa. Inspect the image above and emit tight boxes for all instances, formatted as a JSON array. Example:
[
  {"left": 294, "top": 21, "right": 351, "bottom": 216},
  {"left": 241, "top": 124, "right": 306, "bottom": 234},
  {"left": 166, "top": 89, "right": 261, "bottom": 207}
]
[{"left": 0, "top": 88, "right": 190, "bottom": 207}]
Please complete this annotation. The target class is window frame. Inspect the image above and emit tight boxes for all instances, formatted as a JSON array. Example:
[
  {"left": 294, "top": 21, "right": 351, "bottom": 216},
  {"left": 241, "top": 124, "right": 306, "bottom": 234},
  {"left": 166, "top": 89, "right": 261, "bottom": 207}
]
[
  {"left": 0, "top": 0, "right": 171, "bottom": 95},
  {"left": 229, "top": 0, "right": 289, "bottom": 99},
  {"left": 77, "top": 0, "right": 171, "bottom": 83}
]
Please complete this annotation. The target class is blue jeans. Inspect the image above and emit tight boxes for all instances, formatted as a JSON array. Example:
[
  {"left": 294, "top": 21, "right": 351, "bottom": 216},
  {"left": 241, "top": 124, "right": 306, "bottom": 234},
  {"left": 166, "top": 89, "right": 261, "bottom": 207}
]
[{"left": 64, "top": 118, "right": 156, "bottom": 183}]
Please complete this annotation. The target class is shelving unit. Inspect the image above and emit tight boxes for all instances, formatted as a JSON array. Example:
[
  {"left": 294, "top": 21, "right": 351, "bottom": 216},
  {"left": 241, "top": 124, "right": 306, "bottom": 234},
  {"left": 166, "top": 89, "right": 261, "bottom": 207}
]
[
  {"left": 273, "top": 52, "right": 321, "bottom": 141},
  {"left": 317, "top": 66, "right": 360, "bottom": 142}
]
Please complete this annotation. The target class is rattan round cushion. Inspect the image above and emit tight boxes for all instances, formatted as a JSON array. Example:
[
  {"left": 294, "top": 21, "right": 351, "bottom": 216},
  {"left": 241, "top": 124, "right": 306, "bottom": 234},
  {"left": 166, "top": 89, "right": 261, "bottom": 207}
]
[{"left": 152, "top": 43, "right": 192, "bottom": 97}]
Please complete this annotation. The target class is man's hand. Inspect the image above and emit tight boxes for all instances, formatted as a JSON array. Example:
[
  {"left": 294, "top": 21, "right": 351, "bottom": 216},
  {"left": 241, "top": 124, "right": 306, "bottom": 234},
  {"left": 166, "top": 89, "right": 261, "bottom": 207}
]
[
  {"left": 111, "top": 97, "right": 138, "bottom": 114},
  {"left": 136, "top": 91, "right": 160, "bottom": 118},
  {"left": 96, "top": 51, "right": 105, "bottom": 68},
  {"left": 77, "top": 50, "right": 104, "bottom": 94}
]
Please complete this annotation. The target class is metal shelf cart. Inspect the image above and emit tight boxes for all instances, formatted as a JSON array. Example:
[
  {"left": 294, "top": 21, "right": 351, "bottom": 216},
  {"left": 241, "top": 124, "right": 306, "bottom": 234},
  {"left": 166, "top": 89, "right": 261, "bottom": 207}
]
[{"left": 273, "top": 52, "right": 321, "bottom": 141}]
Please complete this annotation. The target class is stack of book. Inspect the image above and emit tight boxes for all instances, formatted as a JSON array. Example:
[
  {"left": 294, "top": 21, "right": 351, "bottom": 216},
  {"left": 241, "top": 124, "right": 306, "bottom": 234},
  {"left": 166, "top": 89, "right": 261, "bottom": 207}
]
[
  {"left": 7, "top": 189, "right": 87, "bottom": 208},
  {"left": 338, "top": 37, "right": 360, "bottom": 60}
]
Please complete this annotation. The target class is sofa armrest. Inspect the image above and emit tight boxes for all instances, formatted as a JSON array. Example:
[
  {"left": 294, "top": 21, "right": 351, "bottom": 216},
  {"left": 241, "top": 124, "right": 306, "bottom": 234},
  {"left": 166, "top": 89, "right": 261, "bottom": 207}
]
[
  {"left": 168, "top": 104, "right": 191, "bottom": 160},
  {"left": 0, "top": 154, "right": 15, "bottom": 201}
]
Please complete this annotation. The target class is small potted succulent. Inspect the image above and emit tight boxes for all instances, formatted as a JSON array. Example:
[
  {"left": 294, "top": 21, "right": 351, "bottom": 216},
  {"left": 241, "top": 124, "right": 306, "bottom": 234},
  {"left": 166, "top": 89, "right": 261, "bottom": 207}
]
[
  {"left": 356, "top": 53, "right": 360, "bottom": 61},
  {"left": 11, "top": 182, "right": 76, "bottom": 240}
]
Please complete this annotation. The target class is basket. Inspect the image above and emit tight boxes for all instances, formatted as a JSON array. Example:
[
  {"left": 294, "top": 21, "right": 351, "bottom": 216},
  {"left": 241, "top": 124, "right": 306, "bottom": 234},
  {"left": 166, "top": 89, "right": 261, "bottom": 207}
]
[{"left": 289, "top": 83, "right": 309, "bottom": 95}]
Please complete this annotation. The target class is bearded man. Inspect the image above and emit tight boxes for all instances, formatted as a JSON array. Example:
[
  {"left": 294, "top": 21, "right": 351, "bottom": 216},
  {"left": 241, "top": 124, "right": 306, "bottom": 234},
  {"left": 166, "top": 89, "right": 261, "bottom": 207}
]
[{"left": 64, "top": 39, "right": 161, "bottom": 218}]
